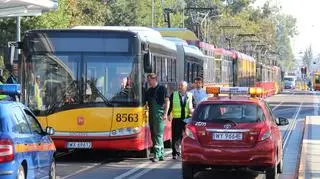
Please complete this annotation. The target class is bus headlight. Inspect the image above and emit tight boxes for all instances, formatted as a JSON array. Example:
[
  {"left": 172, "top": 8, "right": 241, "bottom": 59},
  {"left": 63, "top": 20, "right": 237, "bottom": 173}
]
[{"left": 110, "top": 127, "right": 142, "bottom": 137}]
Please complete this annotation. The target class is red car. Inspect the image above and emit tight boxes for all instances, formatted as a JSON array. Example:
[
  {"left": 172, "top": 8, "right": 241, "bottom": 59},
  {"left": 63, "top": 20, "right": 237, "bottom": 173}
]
[{"left": 181, "top": 87, "right": 289, "bottom": 179}]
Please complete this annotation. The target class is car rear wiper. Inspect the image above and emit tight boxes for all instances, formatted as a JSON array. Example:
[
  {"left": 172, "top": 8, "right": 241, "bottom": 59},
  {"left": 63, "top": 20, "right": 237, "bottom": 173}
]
[{"left": 221, "top": 119, "right": 238, "bottom": 126}]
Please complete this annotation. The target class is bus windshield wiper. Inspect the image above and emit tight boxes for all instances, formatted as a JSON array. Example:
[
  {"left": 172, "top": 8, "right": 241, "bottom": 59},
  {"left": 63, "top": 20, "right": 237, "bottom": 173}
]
[
  {"left": 88, "top": 82, "right": 112, "bottom": 106},
  {"left": 47, "top": 80, "right": 78, "bottom": 114}
]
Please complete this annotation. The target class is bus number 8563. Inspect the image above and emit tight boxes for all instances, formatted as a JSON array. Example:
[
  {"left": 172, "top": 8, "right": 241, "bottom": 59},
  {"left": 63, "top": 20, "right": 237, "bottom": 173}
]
[{"left": 116, "top": 113, "right": 139, "bottom": 122}]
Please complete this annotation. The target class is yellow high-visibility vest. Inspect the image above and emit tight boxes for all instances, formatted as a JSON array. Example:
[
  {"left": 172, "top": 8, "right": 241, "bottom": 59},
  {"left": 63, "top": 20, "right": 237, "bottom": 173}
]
[
  {"left": 172, "top": 91, "right": 192, "bottom": 118},
  {"left": 0, "top": 81, "right": 8, "bottom": 100}
]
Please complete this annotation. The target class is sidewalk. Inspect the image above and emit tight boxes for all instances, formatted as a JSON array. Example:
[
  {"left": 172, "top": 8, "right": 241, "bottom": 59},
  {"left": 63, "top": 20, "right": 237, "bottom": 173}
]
[{"left": 298, "top": 116, "right": 320, "bottom": 179}]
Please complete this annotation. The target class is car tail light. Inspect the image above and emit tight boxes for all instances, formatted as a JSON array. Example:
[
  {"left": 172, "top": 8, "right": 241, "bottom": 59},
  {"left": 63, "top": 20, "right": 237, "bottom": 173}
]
[
  {"left": 185, "top": 125, "right": 197, "bottom": 140},
  {"left": 0, "top": 139, "right": 14, "bottom": 163},
  {"left": 258, "top": 127, "right": 271, "bottom": 141}
]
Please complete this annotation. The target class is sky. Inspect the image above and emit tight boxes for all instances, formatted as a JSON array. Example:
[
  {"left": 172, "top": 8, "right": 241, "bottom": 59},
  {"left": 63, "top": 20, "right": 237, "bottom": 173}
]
[{"left": 254, "top": 0, "right": 320, "bottom": 58}]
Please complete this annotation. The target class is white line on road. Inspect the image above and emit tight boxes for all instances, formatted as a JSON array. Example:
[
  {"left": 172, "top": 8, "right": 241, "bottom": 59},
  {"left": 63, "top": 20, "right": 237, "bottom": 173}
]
[
  {"left": 113, "top": 150, "right": 172, "bottom": 179},
  {"left": 60, "top": 164, "right": 99, "bottom": 179},
  {"left": 127, "top": 162, "right": 163, "bottom": 179},
  {"left": 127, "top": 156, "right": 179, "bottom": 179},
  {"left": 283, "top": 102, "right": 302, "bottom": 150},
  {"left": 272, "top": 101, "right": 283, "bottom": 111},
  {"left": 271, "top": 91, "right": 296, "bottom": 111},
  {"left": 313, "top": 95, "right": 319, "bottom": 115}
]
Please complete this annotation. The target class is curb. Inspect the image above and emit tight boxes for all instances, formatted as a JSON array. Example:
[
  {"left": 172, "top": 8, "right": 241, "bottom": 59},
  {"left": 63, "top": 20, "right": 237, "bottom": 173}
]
[{"left": 296, "top": 116, "right": 309, "bottom": 179}]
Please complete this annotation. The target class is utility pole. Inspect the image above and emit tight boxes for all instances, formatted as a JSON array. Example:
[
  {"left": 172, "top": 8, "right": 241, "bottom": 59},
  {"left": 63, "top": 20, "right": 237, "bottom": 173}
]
[
  {"left": 185, "top": 6, "right": 218, "bottom": 41},
  {"left": 163, "top": 8, "right": 175, "bottom": 28},
  {"left": 219, "top": 25, "right": 241, "bottom": 49}
]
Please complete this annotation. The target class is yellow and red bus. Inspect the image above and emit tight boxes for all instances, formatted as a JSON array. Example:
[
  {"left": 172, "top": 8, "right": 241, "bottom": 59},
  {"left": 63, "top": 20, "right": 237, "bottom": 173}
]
[
  {"left": 313, "top": 72, "right": 320, "bottom": 91},
  {"left": 18, "top": 26, "right": 178, "bottom": 157}
]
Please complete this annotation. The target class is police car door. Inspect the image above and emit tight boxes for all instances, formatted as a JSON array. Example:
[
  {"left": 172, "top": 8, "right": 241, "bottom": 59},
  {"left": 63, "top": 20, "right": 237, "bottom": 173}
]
[
  {"left": 11, "top": 106, "right": 41, "bottom": 177},
  {"left": 22, "top": 107, "right": 53, "bottom": 178}
]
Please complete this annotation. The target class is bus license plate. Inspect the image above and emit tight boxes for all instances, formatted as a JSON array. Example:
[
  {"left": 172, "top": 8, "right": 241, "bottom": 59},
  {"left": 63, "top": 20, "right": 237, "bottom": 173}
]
[
  {"left": 213, "top": 133, "right": 242, "bottom": 140},
  {"left": 67, "top": 142, "right": 92, "bottom": 149}
]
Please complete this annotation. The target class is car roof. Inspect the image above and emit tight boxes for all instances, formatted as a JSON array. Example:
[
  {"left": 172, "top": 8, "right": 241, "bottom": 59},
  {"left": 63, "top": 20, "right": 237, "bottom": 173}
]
[
  {"left": 0, "top": 101, "right": 24, "bottom": 110},
  {"left": 200, "top": 96, "right": 262, "bottom": 105}
]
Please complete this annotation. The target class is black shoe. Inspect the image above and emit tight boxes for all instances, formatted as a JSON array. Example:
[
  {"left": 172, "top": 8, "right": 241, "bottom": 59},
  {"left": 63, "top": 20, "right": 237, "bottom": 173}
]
[{"left": 172, "top": 155, "right": 177, "bottom": 160}]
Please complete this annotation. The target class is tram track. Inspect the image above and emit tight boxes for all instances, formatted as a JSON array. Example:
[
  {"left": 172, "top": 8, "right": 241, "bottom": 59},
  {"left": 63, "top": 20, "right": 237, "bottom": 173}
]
[{"left": 281, "top": 102, "right": 302, "bottom": 150}]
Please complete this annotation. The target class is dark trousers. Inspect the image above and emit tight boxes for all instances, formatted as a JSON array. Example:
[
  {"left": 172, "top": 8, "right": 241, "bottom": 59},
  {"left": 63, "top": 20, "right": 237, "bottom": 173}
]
[{"left": 172, "top": 118, "right": 186, "bottom": 156}]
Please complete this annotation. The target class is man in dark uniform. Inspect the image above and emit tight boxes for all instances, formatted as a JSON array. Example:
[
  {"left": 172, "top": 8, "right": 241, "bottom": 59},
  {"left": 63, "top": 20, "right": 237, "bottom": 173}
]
[{"left": 145, "top": 73, "right": 170, "bottom": 162}]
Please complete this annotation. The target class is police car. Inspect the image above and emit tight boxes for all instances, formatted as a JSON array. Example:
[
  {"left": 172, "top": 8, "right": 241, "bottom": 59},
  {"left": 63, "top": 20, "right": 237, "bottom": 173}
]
[
  {"left": 182, "top": 87, "right": 289, "bottom": 179},
  {"left": 0, "top": 84, "right": 56, "bottom": 179}
]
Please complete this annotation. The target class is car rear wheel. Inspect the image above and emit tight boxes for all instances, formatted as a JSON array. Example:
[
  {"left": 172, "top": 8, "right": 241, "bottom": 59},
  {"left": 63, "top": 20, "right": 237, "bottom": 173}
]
[
  {"left": 266, "top": 165, "right": 278, "bottom": 179},
  {"left": 182, "top": 163, "right": 197, "bottom": 179},
  {"left": 17, "top": 165, "right": 25, "bottom": 179},
  {"left": 49, "top": 160, "right": 56, "bottom": 179}
]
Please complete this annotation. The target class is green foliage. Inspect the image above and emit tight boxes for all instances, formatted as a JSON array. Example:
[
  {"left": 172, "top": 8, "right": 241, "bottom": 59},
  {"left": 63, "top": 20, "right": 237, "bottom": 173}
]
[{"left": 25, "top": 0, "right": 108, "bottom": 28}]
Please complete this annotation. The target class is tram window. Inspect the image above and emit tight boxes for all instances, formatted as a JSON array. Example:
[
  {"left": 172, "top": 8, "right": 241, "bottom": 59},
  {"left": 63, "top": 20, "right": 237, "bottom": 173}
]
[
  {"left": 160, "top": 57, "right": 164, "bottom": 81},
  {"left": 172, "top": 59, "right": 176, "bottom": 82},
  {"left": 188, "top": 63, "right": 196, "bottom": 83},
  {"left": 156, "top": 56, "right": 162, "bottom": 81},
  {"left": 185, "top": 62, "right": 189, "bottom": 82},
  {"left": 191, "top": 63, "right": 195, "bottom": 83},
  {"left": 168, "top": 58, "right": 172, "bottom": 82},
  {"left": 163, "top": 58, "right": 168, "bottom": 82},
  {"left": 163, "top": 58, "right": 169, "bottom": 81},
  {"left": 152, "top": 55, "right": 156, "bottom": 73}
]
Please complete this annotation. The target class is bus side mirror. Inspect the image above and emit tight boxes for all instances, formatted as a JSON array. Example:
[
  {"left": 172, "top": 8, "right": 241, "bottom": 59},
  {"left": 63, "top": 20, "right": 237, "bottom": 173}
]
[
  {"left": 5, "top": 41, "right": 22, "bottom": 66},
  {"left": 144, "top": 53, "right": 152, "bottom": 73}
]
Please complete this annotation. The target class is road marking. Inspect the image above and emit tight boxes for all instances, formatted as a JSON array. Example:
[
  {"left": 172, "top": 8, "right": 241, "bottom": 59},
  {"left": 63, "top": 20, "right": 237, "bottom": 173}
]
[
  {"left": 272, "top": 101, "right": 283, "bottom": 111},
  {"left": 60, "top": 164, "right": 99, "bottom": 179},
  {"left": 127, "top": 162, "right": 163, "bottom": 179},
  {"left": 271, "top": 91, "right": 296, "bottom": 111},
  {"left": 114, "top": 150, "right": 172, "bottom": 179},
  {"left": 313, "top": 95, "right": 319, "bottom": 115},
  {"left": 127, "top": 157, "right": 179, "bottom": 179},
  {"left": 283, "top": 102, "right": 302, "bottom": 150}
]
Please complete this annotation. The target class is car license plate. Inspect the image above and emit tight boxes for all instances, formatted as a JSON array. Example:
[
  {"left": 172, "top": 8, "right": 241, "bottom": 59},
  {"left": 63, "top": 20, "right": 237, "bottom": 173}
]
[
  {"left": 213, "top": 133, "right": 242, "bottom": 140},
  {"left": 67, "top": 142, "right": 92, "bottom": 149}
]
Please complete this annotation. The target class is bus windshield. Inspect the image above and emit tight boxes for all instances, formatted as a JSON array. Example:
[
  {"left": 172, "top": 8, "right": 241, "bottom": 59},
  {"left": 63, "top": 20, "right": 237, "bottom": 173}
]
[
  {"left": 315, "top": 75, "right": 320, "bottom": 84},
  {"left": 22, "top": 31, "right": 141, "bottom": 114}
]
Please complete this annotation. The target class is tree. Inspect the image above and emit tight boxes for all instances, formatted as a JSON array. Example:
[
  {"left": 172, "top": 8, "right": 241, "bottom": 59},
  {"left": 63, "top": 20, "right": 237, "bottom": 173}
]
[
  {"left": 275, "top": 14, "right": 298, "bottom": 70},
  {"left": 25, "top": 0, "right": 108, "bottom": 28}
]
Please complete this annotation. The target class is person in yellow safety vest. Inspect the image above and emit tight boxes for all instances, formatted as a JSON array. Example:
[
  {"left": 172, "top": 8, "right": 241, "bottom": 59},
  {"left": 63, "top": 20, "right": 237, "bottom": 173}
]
[
  {"left": 34, "top": 76, "right": 43, "bottom": 110},
  {"left": 168, "top": 81, "right": 195, "bottom": 159},
  {"left": 0, "top": 81, "right": 8, "bottom": 100}
]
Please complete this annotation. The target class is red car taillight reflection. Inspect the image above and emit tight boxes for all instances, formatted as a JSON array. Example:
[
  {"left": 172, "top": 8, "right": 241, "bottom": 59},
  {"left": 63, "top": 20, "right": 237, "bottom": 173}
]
[
  {"left": 185, "top": 125, "right": 197, "bottom": 140},
  {"left": 0, "top": 139, "right": 14, "bottom": 163}
]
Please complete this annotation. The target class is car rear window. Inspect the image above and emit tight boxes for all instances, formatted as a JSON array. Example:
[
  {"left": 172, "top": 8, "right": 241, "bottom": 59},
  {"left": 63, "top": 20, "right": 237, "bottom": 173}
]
[{"left": 194, "top": 103, "right": 265, "bottom": 123}]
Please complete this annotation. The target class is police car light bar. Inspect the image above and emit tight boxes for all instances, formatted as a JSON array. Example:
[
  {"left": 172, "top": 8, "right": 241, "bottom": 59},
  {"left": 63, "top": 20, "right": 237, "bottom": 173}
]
[
  {"left": 206, "top": 86, "right": 263, "bottom": 97},
  {"left": 0, "top": 84, "right": 21, "bottom": 95},
  {"left": 220, "top": 87, "right": 249, "bottom": 94}
]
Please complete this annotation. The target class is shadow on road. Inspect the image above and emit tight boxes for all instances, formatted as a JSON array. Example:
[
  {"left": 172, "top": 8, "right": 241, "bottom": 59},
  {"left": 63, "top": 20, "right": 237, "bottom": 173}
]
[{"left": 195, "top": 169, "right": 260, "bottom": 179}]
